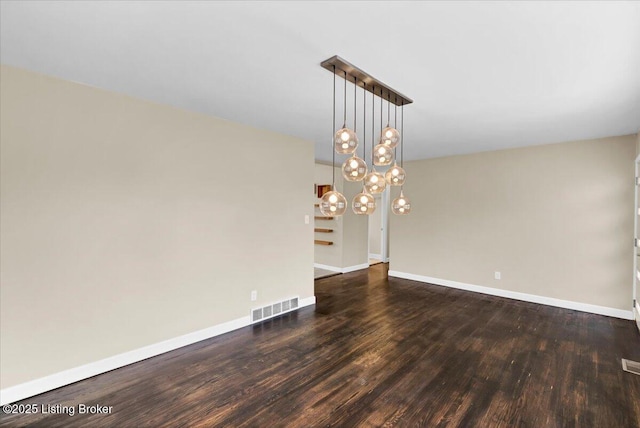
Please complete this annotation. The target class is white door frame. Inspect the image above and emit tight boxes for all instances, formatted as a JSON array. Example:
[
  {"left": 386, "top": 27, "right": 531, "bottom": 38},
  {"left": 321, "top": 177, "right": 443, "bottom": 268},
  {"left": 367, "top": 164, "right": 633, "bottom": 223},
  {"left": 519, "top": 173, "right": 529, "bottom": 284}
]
[
  {"left": 381, "top": 187, "right": 390, "bottom": 262},
  {"left": 634, "top": 154, "right": 640, "bottom": 330}
]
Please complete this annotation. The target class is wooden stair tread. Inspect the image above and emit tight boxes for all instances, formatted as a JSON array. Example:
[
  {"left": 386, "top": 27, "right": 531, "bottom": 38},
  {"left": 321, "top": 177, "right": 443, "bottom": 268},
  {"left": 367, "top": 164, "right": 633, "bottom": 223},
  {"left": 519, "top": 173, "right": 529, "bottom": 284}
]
[
  {"left": 315, "top": 216, "right": 334, "bottom": 220},
  {"left": 314, "top": 240, "right": 334, "bottom": 246},
  {"left": 314, "top": 228, "right": 334, "bottom": 233}
]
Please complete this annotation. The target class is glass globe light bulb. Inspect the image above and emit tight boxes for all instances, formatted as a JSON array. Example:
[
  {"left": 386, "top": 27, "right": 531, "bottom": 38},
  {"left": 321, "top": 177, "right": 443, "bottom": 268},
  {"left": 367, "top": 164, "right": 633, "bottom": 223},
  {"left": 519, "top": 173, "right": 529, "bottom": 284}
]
[
  {"left": 352, "top": 191, "right": 376, "bottom": 215},
  {"left": 364, "top": 171, "right": 386, "bottom": 194},
  {"left": 320, "top": 190, "right": 347, "bottom": 217},
  {"left": 384, "top": 163, "right": 406, "bottom": 186},
  {"left": 392, "top": 191, "right": 412, "bottom": 215},
  {"left": 341, "top": 156, "right": 367, "bottom": 182},
  {"left": 373, "top": 143, "right": 394, "bottom": 166},
  {"left": 334, "top": 127, "right": 358, "bottom": 154},
  {"left": 380, "top": 126, "right": 400, "bottom": 148}
]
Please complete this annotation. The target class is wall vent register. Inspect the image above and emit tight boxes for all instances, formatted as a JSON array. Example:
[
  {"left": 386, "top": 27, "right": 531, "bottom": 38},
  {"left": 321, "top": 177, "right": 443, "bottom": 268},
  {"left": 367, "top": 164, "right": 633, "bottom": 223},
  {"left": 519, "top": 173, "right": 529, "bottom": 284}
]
[
  {"left": 251, "top": 297, "right": 299, "bottom": 323},
  {"left": 622, "top": 359, "right": 640, "bottom": 376}
]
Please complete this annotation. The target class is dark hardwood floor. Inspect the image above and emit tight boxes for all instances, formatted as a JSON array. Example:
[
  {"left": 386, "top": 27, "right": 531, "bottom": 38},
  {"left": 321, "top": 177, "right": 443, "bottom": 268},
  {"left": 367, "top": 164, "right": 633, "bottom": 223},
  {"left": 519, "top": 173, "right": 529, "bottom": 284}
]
[{"left": 2, "top": 263, "right": 639, "bottom": 427}]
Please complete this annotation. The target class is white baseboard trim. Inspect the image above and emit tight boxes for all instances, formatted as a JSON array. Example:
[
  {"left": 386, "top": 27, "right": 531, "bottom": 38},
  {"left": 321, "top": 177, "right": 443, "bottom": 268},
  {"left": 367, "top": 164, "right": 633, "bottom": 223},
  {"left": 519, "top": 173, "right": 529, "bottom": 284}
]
[
  {"left": 342, "top": 263, "right": 370, "bottom": 273},
  {"left": 314, "top": 263, "right": 369, "bottom": 274},
  {"left": 0, "top": 296, "right": 316, "bottom": 405},
  {"left": 368, "top": 253, "right": 382, "bottom": 260},
  {"left": 299, "top": 296, "right": 316, "bottom": 308},
  {"left": 634, "top": 301, "right": 640, "bottom": 333},
  {"left": 314, "top": 263, "right": 342, "bottom": 272},
  {"left": 388, "top": 270, "right": 634, "bottom": 320}
]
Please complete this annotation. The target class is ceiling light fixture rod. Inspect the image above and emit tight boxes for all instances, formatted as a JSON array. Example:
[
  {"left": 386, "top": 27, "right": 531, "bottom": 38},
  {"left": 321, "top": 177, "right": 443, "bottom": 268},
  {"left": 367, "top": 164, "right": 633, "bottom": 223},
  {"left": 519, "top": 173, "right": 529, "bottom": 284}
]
[{"left": 321, "top": 55, "right": 413, "bottom": 106}]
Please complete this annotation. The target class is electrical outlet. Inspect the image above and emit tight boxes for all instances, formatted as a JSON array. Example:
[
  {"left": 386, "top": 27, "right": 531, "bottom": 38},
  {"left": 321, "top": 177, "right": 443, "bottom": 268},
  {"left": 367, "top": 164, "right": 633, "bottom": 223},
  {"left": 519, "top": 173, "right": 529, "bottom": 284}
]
[
  {"left": 251, "top": 290, "right": 257, "bottom": 301},
  {"left": 494, "top": 271, "right": 501, "bottom": 280},
  {"left": 304, "top": 215, "right": 310, "bottom": 224}
]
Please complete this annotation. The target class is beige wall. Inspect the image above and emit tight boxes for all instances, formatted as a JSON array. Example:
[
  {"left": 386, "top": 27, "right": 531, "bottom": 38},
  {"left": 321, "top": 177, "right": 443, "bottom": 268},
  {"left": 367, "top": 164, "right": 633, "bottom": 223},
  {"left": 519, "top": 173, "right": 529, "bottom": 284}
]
[
  {"left": 0, "top": 65, "right": 314, "bottom": 389},
  {"left": 390, "top": 135, "right": 635, "bottom": 311},
  {"left": 340, "top": 181, "right": 369, "bottom": 268},
  {"left": 636, "top": 132, "right": 639, "bottom": 156},
  {"left": 313, "top": 164, "right": 368, "bottom": 269},
  {"left": 313, "top": 164, "right": 343, "bottom": 267}
]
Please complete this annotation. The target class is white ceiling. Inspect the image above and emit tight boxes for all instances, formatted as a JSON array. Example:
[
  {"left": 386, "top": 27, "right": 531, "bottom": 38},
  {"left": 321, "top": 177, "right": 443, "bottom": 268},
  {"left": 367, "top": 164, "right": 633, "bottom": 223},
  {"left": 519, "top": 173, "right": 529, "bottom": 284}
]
[{"left": 1, "top": 1, "right": 639, "bottom": 162}]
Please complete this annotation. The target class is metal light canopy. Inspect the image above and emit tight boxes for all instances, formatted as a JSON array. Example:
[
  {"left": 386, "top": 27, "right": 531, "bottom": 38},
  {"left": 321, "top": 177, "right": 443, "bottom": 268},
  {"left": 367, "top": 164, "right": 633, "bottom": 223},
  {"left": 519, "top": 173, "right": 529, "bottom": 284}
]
[{"left": 321, "top": 56, "right": 413, "bottom": 106}]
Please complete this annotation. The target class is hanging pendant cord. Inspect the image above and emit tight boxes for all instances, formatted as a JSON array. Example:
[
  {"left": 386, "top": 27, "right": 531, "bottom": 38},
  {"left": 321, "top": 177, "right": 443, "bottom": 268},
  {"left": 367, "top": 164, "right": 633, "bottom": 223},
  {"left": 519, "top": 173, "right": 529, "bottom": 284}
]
[
  {"left": 343, "top": 71, "right": 347, "bottom": 127},
  {"left": 371, "top": 86, "right": 376, "bottom": 166},
  {"left": 363, "top": 83, "right": 366, "bottom": 162},
  {"left": 394, "top": 97, "right": 398, "bottom": 158},
  {"left": 395, "top": 101, "right": 397, "bottom": 129},
  {"left": 401, "top": 104, "right": 404, "bottom": 169},
  {"left": 400, "top": 103, "right": 404, "bottom": 194},
  {"left": 387, "top": 97, "right": 390, "bottom": 126},
  {"left": 332, "top": 65, "right": 336, "bottom": 187},
  {"left": 380, "top": 94, "right": 383, "bottom": 137},
  {"left": 353, "top": 77, "right": 357, "bottom": 133}
]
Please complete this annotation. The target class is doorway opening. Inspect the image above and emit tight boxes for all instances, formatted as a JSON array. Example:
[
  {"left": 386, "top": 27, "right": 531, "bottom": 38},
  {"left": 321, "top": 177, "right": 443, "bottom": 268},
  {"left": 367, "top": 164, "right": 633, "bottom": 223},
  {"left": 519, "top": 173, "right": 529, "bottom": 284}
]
[{"left": 368, "top": 189, "right": 389, "bottom": 266}]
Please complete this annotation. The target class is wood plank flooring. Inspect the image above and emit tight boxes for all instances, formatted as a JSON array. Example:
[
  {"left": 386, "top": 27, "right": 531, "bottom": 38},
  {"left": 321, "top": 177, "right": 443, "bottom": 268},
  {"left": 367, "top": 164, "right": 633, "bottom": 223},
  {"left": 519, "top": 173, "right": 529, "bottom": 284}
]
[{"left": 2, "top": 263, "right": 639, "bottom": 427}]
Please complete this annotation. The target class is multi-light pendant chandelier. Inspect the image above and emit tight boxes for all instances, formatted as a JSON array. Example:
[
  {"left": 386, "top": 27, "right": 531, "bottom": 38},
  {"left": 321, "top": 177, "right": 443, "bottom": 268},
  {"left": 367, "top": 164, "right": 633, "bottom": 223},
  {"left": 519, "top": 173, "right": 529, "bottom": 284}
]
[{"left": 319, "top": 56, "right": 412, "bottom": 217}]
